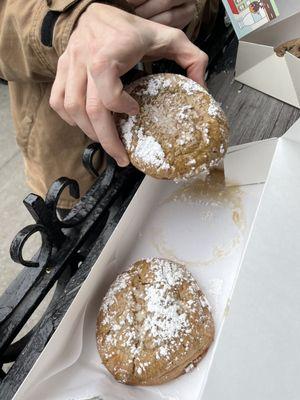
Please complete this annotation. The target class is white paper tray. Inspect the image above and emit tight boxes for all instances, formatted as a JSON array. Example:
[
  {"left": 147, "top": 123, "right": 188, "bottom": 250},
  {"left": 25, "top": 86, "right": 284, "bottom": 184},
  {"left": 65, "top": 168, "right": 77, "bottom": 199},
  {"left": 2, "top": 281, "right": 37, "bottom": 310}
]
[
  {"left": 13, "top": 117, "right": 300, "bottom": 400},
  {"left": 11, "top": 139, "right": 271, "bottom": 400}
]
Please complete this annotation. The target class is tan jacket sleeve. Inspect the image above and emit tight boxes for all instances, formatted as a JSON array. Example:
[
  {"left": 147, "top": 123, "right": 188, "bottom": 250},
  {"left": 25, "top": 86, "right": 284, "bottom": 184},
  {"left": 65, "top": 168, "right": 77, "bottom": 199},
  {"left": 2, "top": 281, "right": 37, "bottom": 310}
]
[
  {"left": 0, "top": 0, "right": 131, "bottom": 82},
  {"left": 186, "top": 0, "right": 220, "bottom": 41}
]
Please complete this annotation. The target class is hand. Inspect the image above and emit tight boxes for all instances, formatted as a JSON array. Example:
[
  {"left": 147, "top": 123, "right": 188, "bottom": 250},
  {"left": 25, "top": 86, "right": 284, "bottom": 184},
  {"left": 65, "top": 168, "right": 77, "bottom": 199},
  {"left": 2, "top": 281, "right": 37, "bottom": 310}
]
[
  {"left": 127, "top": 0, "right": 196, "bottom": 29},
  {"left": 50, "top": 4, "right": 208, "bottom": 167}
]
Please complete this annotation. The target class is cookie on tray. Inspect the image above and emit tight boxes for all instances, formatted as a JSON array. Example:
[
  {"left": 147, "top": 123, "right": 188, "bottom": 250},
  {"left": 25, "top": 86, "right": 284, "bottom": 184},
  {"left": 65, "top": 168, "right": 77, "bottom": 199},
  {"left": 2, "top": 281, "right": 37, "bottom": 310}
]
[
  {"left": 96, "top": 257, "right": 214, "bottom": 385},
  {"left": 115, "top": 73, "right": 228, "bottom": 180},
  {"left": 275, "top": 38, "right": 300, "bottom": 58}
]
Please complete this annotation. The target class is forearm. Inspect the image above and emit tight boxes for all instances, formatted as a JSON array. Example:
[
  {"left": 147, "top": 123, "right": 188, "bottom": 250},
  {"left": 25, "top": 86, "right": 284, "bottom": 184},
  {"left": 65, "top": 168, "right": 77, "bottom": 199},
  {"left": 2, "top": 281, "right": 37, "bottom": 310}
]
[{"left": 0, "top": 0, "right": 131, "bottom": 82}]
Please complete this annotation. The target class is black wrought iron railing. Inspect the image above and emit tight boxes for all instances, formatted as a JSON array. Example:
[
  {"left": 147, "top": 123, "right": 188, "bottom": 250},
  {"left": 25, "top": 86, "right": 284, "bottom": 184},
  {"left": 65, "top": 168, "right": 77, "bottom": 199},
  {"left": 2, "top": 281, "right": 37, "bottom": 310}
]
[{"left": 0, "top": 143, "right": 143, "bottom": 398}]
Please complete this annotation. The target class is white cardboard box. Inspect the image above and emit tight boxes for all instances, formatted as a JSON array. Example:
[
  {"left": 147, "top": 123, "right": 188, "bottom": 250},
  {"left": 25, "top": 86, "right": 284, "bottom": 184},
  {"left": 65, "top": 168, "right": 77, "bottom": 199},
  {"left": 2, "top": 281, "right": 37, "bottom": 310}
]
[
  {"left": 222, "top": 0, "right": 300, "bottom": 40},
  {"left": 235, "top": 10, "right": 300, "bottom": 108},
  {"left": 11, "top": 119, "right": 300, "bottom": 400},
  {"left": 202, "top": 118, "right": 300, "bottom": 400}
]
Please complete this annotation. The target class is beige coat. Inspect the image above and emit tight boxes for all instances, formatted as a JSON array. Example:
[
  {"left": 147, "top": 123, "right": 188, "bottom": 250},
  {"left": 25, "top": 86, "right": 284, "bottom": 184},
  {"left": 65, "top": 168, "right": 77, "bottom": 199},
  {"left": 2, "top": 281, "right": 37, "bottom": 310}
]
[{"left": 0, "top": 0, "right": 219, "bottom": 208}]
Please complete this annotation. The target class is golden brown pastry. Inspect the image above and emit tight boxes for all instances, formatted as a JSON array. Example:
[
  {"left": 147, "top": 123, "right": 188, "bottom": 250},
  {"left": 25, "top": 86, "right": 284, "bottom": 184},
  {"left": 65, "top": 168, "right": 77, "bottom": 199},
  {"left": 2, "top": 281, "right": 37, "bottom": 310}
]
[
  {"left": 115, "top": 73, "right": 228, "bottom": 180},
  {"left": 275, "top": 38, "right": 300, "bottom": 58},
  {"left": 96, "top": 258, "right": 214, "bottom": 385}
]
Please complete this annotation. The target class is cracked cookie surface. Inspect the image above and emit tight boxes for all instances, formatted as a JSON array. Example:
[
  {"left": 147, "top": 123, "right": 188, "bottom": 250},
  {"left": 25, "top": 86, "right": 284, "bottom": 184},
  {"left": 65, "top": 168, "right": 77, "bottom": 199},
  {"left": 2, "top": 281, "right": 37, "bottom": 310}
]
[
  {"left": 96, "top": 258, "right": 214, "bottom": 385},
  {"left": 115, "top": 74, "right": 228, "bottom": 181},
  {"left": 275, "top": 38, "right": 300, "bottom": 58}
]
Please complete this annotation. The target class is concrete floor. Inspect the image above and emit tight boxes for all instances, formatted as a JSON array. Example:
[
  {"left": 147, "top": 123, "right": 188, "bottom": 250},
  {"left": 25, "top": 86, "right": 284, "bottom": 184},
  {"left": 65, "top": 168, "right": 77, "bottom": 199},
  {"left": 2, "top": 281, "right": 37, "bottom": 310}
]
[
  {"left": 0, "top": 83, "right": 31, "bottom": 296},
  {"left": 0, "top": 83, "right": 53, "bottom": 352}
]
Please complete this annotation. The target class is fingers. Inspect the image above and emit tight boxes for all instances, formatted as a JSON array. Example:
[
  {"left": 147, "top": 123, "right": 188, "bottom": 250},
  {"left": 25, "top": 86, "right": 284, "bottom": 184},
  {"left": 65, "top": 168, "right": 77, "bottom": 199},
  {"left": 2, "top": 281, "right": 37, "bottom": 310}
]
[
  {"left": 150, "top": 2, "right": 196, "bottom": 29},
  {"left": 86, "top": 72, "right": 130, "bottom": 167},
  {"left": 51, "top": 56, "right": 130, "bottom": 166},
  {"left": 184, "top": 46, "right": 209, "bottom": 88},
  {"left": 135, "top": 0, "right": 185, "bottom": 19},
  {"left": 50, "top": 55, "right": 76, "bottom": 126},
  {"left": 63, "top": 55, "right": 98, "bottom": 141},
  {"left": 150, "top": 26, "right": 209, "bottom": 87},
  {"left": 89, "top": 62, "right": 139, "bottom": 115},
  {"left": 51, "top": 53, "right": 132, "bottom": 167}
]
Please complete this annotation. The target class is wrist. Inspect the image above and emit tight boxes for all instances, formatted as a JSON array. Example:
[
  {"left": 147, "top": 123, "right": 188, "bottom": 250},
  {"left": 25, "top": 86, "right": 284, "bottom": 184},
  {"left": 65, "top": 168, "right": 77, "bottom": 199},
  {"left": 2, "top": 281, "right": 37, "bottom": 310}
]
[
  {"left": 82, "top": 3, "right": 142, "bottom": 31},
  {"left": 51, "top": 0, "right": 97, "bottom": 55},
  {"left": 86, "top": 1, "right": 135, "bottom": 15}
]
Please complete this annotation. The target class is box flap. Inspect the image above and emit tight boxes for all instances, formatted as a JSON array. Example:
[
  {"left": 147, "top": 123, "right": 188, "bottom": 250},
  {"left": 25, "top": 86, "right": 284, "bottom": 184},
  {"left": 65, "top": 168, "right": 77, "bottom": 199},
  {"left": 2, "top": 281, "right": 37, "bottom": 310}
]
[
  {"left": 285, "top": 53, "right": 300, "bottom": 107},
  {"left": 282, "top": 115, "right": 300, "bottom": 144},
  {"left": 235, "top": 42, "right": 300, "bottom": 108},
  {"left": 243, "top": 11, "right": 300, "bottom": 46},
  {"left": 201, "top": 122, "right": 300, "bottom": 400},
  {"left": 235, "top": 41, "right": 274, "bottom": 76},
  {"left": 225, "top": 138, "right": 278, "bottom": 187}
]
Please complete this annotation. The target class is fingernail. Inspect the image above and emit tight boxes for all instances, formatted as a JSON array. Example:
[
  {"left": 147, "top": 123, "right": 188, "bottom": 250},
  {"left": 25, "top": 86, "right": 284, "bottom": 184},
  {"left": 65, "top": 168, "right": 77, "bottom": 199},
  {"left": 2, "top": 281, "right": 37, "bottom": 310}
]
[
  {"left": 117, "top": 157, "right": 130, "bottom": 167},
  {"left": 128, "top": 105, "right": 139, "bottom": 116}
]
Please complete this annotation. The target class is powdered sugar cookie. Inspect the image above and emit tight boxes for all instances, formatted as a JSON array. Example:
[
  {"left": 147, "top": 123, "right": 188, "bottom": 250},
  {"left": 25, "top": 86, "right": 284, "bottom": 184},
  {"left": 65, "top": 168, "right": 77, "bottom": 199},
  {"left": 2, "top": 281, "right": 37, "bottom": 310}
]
[
  {"left": 275, "top": 38, "right": 300, "bottom": 58},
  {"left": 115, "top": 73, "right": 228, "bottom": 180},
  {"left": 96, "top": 258, "right": 214, "bottom": 385}
]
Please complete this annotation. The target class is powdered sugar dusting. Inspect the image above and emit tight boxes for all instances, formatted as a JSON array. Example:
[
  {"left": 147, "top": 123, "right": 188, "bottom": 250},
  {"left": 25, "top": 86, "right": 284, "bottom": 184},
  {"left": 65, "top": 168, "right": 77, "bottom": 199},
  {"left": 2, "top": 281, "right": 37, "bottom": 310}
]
[
  {"left": 143, "top": 285, "right": 189, "bottom": 343},
  {"left": 119, "top": 116, "right": 136, "bottom": 149},
  {"left": 175, "top": 104, "right": 195, "bottom": 146},
  {"left": 177, "top": 105, "right": 192, "bottom": 121},
  {"left": 101, "top": 273, "right": 130, "bottom": 313},
  {"left": 162, "top": 79, "right": 172, "bottom": 88},
  {"left": 201, "top": 123, "right": 210, "bottom": 145},
  {"left": 179, "top": 78, "right": 207, "bottom": 95},
  {"left": 97, "top": 258, "right": 213, "bottom": 383},
  {"left": 134, "top": 135, "right": 170, "bottom": 170},
  {"left": 185, "top": 363, "right": 195, "bottom": 373},
  {"left": 143, "top": 259, "right": 190, "bottom": 343},
  {"left": 208, "top": 100, "right": 223, "bottom": 118},
  {"left": 137, "top": 76, "right": 172, "bottom": 96},
  {"left": 117, "top": 73, "right": 228, "bottom": 183},
  {"left": 200, "top": 294, "right": 211, "bottom": 311},
  {"left": 174, "top": 163, "right": 210, "bottom": 183}
]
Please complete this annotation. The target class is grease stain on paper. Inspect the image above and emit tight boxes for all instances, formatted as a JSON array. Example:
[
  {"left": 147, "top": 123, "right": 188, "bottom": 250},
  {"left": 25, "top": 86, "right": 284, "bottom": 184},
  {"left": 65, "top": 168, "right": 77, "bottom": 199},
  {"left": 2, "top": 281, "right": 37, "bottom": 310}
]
[{"left": 151, "top": 170, "right": 246, "bottom": 266}]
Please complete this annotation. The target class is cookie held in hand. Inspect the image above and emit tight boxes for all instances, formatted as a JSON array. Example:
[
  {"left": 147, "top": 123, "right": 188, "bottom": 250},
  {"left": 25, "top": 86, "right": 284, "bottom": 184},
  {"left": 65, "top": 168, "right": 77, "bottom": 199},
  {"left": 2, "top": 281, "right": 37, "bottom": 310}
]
[
  {"left": 115, "top": 73, "right": 229, "bottom": 180},
  {"left": 274, "top": 38, "right": 300, "bottom": 58},
  {"left": 96, "top": 258, "right": 214, "bottom": 385}
]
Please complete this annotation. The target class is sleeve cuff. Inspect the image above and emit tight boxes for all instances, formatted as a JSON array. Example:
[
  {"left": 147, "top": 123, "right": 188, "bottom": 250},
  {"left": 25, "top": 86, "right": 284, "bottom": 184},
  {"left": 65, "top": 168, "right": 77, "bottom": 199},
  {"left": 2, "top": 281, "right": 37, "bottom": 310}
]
[
  {"left": 53, "top": 0, "right": 98, "bottom": 56},
  {"left": 186, "top": 0, "right": 220, "bottom": 42},
  {"left": 32, "top": 0, "right": 133, "bottom": 78},
  {"left": 52, "top": 0, "right": 134, "bottom": 60},
  {"left": 47, "top": 0, "right": 89, "bottom": 12}
]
